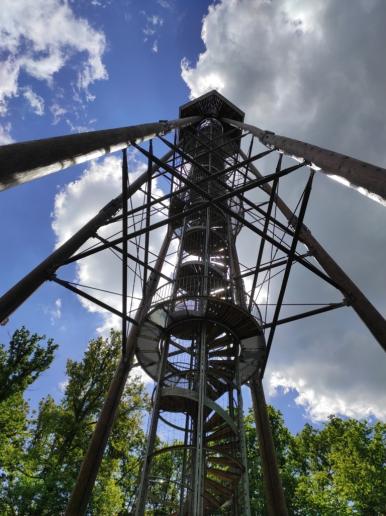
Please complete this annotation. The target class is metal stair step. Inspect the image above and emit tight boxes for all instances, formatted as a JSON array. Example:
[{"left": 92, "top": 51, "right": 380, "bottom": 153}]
[
  {"left": 207, "top": 372, "right": 227, "bottom": 392},
  {"left": 208, "top": 443, "right": 235, "bottom": 453},
  {"left": 210, "top": 359, "right": 235, "bottom": 367},
  {"left": 204, "top": 411, "right": 224, "bottom": 432},
  {"left": 206, "top": 324, "right": 223, "bottom": 341},
  {"left": 209, "top": 348, "right": 235, "bottom": 357},
  {"left": 205, "top": 425, "right": 234, "bottom": 442},
  {"left": 203, "top": 490, "right": 223, "bottom": 510},
  {"left": 207, "top": 339, "right": 233, "bottom": 352},
  {"left": 206, "top": 467, "right": 240, "bottom": 482},
  {"left": 209, "top": 456, "right": 243, "bottom": 470},
  {"left": 208, "top": 366, "right": 233, "bottom": 381},
  {"left": 205, "top": 477, "right": 233, "bottom": 498}
]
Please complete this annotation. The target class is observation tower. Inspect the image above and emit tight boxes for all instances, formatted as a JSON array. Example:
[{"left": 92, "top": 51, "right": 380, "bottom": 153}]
[
  {"left": 134, "top": 94, "right": 265, "bottom": 514},
  {"left": 0, "top": 90, "right": 385, "bottom": 515}
]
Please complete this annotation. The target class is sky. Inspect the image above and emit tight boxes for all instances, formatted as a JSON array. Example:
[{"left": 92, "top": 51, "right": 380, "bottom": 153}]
[{"left": 0, "top": 0, "right": 385, "bottom": 435}]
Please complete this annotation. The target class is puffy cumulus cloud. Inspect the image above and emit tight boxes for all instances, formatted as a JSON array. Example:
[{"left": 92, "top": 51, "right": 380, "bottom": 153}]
[
  {"left": 182, "top": 0, "right": 386, "bottom": 421},
  {"left": 268, "top": 326, "right": 386, "bottom": 421},
  {"left": 52, "top": 152, "right": 170, "bottom": 383},
  {"left": 0, "top": 0, "right": 107, "bottom": 117},
  {"left": 181, "top": 0, "right": 386, "bottom": 164}
]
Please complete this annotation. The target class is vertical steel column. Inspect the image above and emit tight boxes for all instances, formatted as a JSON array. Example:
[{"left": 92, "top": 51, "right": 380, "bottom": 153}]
[
  {"left": 228, "top": 214, "right": 288, "bottom": 514},
  {"left": 227, "top": 374, "right": 237, "bottom": 515},
  {"left": 179, "top": 331, "right": 195, "bottom": 514},
  {"left": 193, "top": 191, "right": 211, "bottom": 515},
  {"left": 192, "top": 322, "right": 207, "bottom": 516},
  {"left": 134, "top": 336, "right": 171, "bottom": 515},
  {"left": 65, "top": 228, "right": 173, "bottom": 516},
  {"left": 179, "top": 410, "right": 191, "bottom": 512},
  {"left": 143, "top": 140, "right": 153, "bottom": 297},
  {"left": 236, "top": 360, "right": 251, "bottom": 516},
  {"left": 121, "top": 149, "right": 129, "bottom": 355},
  {"left": 227, "top": 221, "right": 246, "bottom": 309}
]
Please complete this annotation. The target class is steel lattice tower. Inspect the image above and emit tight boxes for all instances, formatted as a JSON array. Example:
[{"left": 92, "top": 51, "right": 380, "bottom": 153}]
[
  {"left": 134, "top": 101, "right": 265, "bottom": 514},
  {"left": 0, "top": 90, "right": 385, "bottom": 515}
]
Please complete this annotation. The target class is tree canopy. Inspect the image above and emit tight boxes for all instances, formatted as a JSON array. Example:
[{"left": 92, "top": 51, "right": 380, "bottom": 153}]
[
  {"left": 245, "top": 407, "right": 386, "bottom": 515},
  {"left": 0, "top": 329, "right": 149, "bottom": 515},
  {"left": 0, "top": 327, "right": 384, "bottom": 515}
]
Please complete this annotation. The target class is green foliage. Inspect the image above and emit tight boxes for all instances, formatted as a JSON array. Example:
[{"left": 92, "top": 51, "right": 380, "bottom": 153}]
[
  {"left": 0, "top": 326, "right": 57, "bottom": 403},
  {"left": 0, "top": 327, "right": 58, "bottom": 515},
  {"left": 0, "top": 327, "right": 385, "bottom": 515},
  {"left": 145, "top": 442, "right": 185, "bottom": 514},
  {"left": 291, "top": 417, "right": 386, "bottom": 515},
  {"left": 0, "top": 329, "right": 149, "bottom": 515},
  {"left": 245, "top": 408, "right": 386, "bottom": 515}
]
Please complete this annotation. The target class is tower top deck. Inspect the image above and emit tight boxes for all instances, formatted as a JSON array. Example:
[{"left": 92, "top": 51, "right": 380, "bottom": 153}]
[
  {"left": 179, "top": 90, "right": 244, "bottom": 120},
  {"left": 179, "top": 90, "right": 244, "bottom": 148}
]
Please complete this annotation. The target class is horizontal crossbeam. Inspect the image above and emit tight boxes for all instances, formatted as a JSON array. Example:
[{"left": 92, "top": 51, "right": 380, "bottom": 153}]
[
  {"left": 52, "top": 276, "right": 137, "bottom": 325},
  {"left": 262, "top": 301, "right": 347, "bottom": 329}
]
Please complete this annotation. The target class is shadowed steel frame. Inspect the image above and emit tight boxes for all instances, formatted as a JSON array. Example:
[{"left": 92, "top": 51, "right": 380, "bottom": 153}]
[{"left": 0, "top": 91, "right": 384, "bottom": 515}]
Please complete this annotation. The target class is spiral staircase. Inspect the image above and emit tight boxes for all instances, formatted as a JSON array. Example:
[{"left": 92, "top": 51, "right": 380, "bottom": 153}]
[{"left": 134, "top": 102, "right": 266, "bottom": 515}]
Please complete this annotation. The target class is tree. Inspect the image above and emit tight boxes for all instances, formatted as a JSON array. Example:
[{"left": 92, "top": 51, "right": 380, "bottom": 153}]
[
  {"left": 245, "top": 406, "right": 297, "bottom": 515},
  {"left": 1, "top": 328, "right": 385, "bottom": 514},
  {"left": 245, "top": 408, "right": 386, "bottom": 515},
  {"left": 0, "top": 327, "right": 58, "bottom": 513},
  {"left": 292, "top": 416, "right": 386, "bottom": 515},
  {"left": 0, "top": 330, "right": 150, "bottom": 515},
  {"left": 0, "top": 326, "right": 57, "bottom": 404}
]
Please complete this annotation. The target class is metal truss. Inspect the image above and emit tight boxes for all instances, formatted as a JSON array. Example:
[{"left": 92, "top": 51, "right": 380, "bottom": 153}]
[{"left": 0, "top": 90, "right": 384, "bottom": 516}]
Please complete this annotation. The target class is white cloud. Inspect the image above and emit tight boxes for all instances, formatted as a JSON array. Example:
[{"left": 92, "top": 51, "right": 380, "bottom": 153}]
[
  {"left": 268, "top": 328, "right": 386, "bottom": 421},
  {"left": 0, "top": 58, "right": 19, "bottom": 115},
  {"left": 142, "top": 12, "right": 164, "bottom": 51},
  {"left": 50, "top": 103, "right": 67, "bottom": 125},
  {"left": 52, "top": 152, "right": 171, "bottom": 385},
  {"left": 157, "top": 0, "right": 172, "bottom": 9},
  {"left": 52, "top": 152, "right": 168, "bottom": 333},
  {"left": 90, "top": 0, "right": 112, "bottom": 6},
  {"left": 0, "top": 122, "right": 13, "bottom": 144},
  {"left": 181, "top": 0, "right": 386, "bottom": 422},
  {"left": 147, "top": 15, "right": 164, "bottom": 26},
  {"left": 58, "top": 379, "right": 69, "bottom": 393},
  {"left": 22, "top": 86, "right": 45, "bottom": 116},
  {"left": 0, "top": 0, "right": 107, "bottom": 118},
  {"left": 65, "top": 118, "right": 92, "bottom": 133},
  {"left": 52, "top": 298, "right": 62, "bottom": 320},
  {"left": 42, "top": 297, "right": 62, "bottom": 325}
]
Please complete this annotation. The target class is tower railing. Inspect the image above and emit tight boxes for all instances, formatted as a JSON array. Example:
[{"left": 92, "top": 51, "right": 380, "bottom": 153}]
[{"left": 150, "top": 274, "right": 263, "bottom": 326}]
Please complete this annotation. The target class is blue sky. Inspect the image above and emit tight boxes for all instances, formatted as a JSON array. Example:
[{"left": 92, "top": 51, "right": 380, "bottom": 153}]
[
  {"left": 1, "top": 0, "right": 385, "bottom": 434},
  {"left": 0, "top": 0, "right": 212, "bottom": 411}
]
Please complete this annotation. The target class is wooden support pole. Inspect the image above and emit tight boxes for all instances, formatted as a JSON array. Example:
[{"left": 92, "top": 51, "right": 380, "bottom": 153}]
[{"left": 250, "top": 378, "right": 288, "bottom": 516}]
